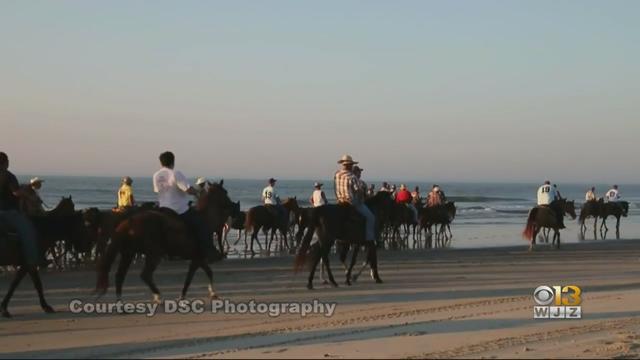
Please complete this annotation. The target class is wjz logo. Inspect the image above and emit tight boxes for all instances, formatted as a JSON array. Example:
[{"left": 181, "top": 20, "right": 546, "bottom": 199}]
[{"left": 533, "top": 285, "right": 582, "bottom": 319}]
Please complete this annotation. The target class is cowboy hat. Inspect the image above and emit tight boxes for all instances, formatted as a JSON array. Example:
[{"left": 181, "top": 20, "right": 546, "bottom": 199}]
[
  {"left": 314, "top": 182, "right": 323, "bottom": 188},
  {"left": 196, "top": 177, "right": 207, "bottom": 186},
  {"left": 30, "top": 177, "right": 44, "bottom": 185},
  {"left": 400, "top": 184, "right": 406, "bottom": 190},
  {"left": 337, "top": 154, "right": 358, "bottom": 164},
  {"left": 268, "top": 178, "right": 277, "bottom": 183}
]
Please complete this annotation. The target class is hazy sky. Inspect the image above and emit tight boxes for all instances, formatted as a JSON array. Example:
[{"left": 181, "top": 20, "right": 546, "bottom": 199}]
[{"left": 1, "top": 0, "right": 638, "bottom": 183}]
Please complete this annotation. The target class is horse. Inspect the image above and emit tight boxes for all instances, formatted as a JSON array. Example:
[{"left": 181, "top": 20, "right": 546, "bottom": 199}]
[
  {"left": 388, "top": 203, "right": 417, "bottom": 249},
  {"left": 522, "top": 199, "right": 577, "bottom": 250},
  {"left": 83, "top": 203, "right": 159, "bottom": 262},
  {"left": 417, "top": 202, "right": 456, "bottom": 248},
  {"left": 599, "top": 201, "right": 629, "bottom": 239},
  {"left": 244, "top": 198, "right": 300, "bottom": 255},
  {"left": 578, "top": 200, "right": 602, "bottom": 239},
  {"left": 0, "top": 197, "right": 90, "bottom": 318},
  {"left": 94, "top": 181, "right": 237, "bottom": 303},
  {"left": 223, "top": 210, "right": 247, "bottom": 252},
  {"left": 294, "top": 191, "right": 394, "bottom": 290}
]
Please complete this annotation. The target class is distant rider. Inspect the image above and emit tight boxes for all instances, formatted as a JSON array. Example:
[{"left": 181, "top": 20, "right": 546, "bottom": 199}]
[
  {"left": 585, "top": 187, "right": 597, "bottom": 202},
  {"left": 605, "top": 185, "right": 621, "bottom": 203},
  {"left": 117, "top": 176, "right": 135, "bottom": 210},
  {"left": 262, "top": 178, "right": 286, "bottom": 224},
  {"left": 20, "top": 177, "right": 46, "bottom": 216},
  {"left": 310, "top": 182, "right": 327, "bottom": 207},
  {"left": 537, "top": 180, "right": 564, "bottom": 229},
  {"left": 396, "top": 184, "right": 418, "bottom": 223}
]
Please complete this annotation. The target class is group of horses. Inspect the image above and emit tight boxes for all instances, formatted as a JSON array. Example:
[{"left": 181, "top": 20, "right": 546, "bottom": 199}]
[
  {"left": 1, "top": 181, "right": 631, "bottom": 319},
  {"left": 224, "top": 194, "right": 457, "bottom": 256},
  {"left": 522, "top": 198, "right": 630, "bottom": 250}
]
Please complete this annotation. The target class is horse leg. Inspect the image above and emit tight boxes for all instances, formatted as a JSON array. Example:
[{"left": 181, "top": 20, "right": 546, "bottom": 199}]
[
  {"left": 529, "top": 227, "right": 539, "bottom": 251},
  {"left": 321, "top": 245, "right": 338, "bottom": 288},
  {"left": 616, "top": 216, "right": 621, "bottom": 239},
  {"left": 27, "top": 267, "right": 54, "bottom": 314},
  {"left": 199, "top": 261, "right": 218, "bottom": 299},
  {"left": 367, "top": 244, "right": 383, "bottom": 283},
  {"left": 140, "top": 256, "right": 162, "bottom": 304},
  {"left": 115, "top": 253, "right": 134, "bottom": 301},
  {"left": 554, "top": 229, "right": 561, "bottom": 249},
  {"left": 307, "top": 243, "right": 322, "bottom": 290},
  {"left": 180, "top": 260, "right": 199, "bottom": 300},
  {"left": 593, "top": 218, "right": 597, "bottom": 239},
  {"left": 0, "top": 266, "right": 28, "bottom": 318},
  {"left": 345, "top": 244, "right": 360, "bottom": 286}
]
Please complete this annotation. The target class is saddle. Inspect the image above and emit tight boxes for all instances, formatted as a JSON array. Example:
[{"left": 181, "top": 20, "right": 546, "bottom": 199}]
[{"left": 336, "top": 203, "right": 366, "bottom": 239}]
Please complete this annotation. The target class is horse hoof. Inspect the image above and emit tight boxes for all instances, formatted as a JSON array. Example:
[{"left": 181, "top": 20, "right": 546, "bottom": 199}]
[
  {"left": 331, "top": 282, "right": 339, "bottom": 288},
  {"left": 306, "top": 283, "right": 314, "bottom": 290},
  {"left": 209, "top": 293, "right": 219, "bottom": 300},
  {"left": 152, "top": 294, "right": 162, "bottom": 305},
  {"left": 345, "top": 280, "right": 352, "bottom": 286},
  {"left": 0, "top": 306, "right": 10, "bottom": 318},
  {"left": 42, "top": 305, "right": 55, "bottom": 314},
  {"left": 375, "top": 278, "right": 384, "bottom": 284}
]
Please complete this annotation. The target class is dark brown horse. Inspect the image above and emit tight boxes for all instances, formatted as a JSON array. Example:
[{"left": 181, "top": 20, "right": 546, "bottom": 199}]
[
  {"left": 579, "top": 200, "right": 602, "bottom": 239},
  {"left": 1, "top": 197, "right": 89, "bottom": 318},
  {"left": 244, "top": 198, "right": 300, "bottom": 254},
  {"left": 522, "top": 199, "right": 576, "bottom": 250},
  {"left": 599, "top": 201, "right": 629, "bottom": 239},
  {"left": 94, "top": 182, "right": 237, "bottom": 303}
]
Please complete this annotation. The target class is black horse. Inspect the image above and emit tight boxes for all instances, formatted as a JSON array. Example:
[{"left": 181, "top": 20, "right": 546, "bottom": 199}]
[
  {"left": 599, "top": 201, "right": 629, "bottom": 239},
  {"left": 1, "top": 197, "right": 90, "bottom": 318},
  {"left": 294, "top": 191, "right": 394, "bottom": 289}
]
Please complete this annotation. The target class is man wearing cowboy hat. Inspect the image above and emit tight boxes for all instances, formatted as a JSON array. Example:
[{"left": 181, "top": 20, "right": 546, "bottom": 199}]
[
  {"left": 396, "top": 184, "right": 418, "bottom": 223},
  {"left": 19, "top": 177, "right": 46, "bottom": 216},
  {"left": 309, "top": 182, "right": 327, "bottom": 207},
  {"left": 117, "top": 176, "right": 135, "bottom": 210},
  {"left": 334, "top": 154, "right": 375, "bottom": 243}
]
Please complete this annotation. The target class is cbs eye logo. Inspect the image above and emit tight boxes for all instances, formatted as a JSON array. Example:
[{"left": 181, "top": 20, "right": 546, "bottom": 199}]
[{"left": 534, "top": 285, "right": 582, "bottom": 306}]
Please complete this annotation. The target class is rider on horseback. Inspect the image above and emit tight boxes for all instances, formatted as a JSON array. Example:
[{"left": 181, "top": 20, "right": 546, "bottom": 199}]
[
  {"left": 0, "top": 152, "right": 41, "bottom": 267},
  {"left": 152, "top": 151, "right": 219, "bottom": 262},
  {"left": 585, "top": 187, "right": 597, "bottom": 202},
  {"left": 309, "top": 182, "right": 327, "bottom": 207},
  {"left": 262, "top": 178, "right": 287, "bottom": 226},
  {"left": 605, "top": 185, "right": 621, "bottom": 203},
  {"left": 335, "top": 155, "right": 375, "bottom": 243},
  {"left": 537, "top": 180, "right": 565, "bottom": 229},
  {"left": 396, "top": 184, "right": 418, "bottom": 223},
  {"left": 19, "top": 177, "right": 46, "bottom": 216},
  {"left": 427, "top": 184, "right": 445, "bottom": 207}
]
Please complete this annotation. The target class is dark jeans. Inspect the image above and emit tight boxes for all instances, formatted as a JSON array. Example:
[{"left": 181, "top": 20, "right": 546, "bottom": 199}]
[
  {"left": 179, "top": 208, "right": 215, "bottom": 255},
  {"left": 0, "top": 210, "right": 39, "bottom": 265}
]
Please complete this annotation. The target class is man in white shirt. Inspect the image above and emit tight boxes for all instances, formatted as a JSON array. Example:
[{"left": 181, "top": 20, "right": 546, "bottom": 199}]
[
  {"left": 537, "top": 181, "right": 554, "bottom": 206},
  {"left": 153, "top": 151, "right": 219, "bottom": 262},
  {"left": 585, "top": 187, "right": 597, "bottom": 202},
  {"left": 310, "top": 182, "right": 327, "bottom": 207},
  {"left": 536, "top": 180, "right": 564, "bottom": 229},
  {"left": 262, "top": 178, "right": 285, "bottom": 224},
  {"left": 605, "top": 185, "right": 621, "bottom": 203}
]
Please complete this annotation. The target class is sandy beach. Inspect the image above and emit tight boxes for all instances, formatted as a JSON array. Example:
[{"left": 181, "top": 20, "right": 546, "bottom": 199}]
[{"left": 2, "top": 239, "right": 640, "bottom": 359}]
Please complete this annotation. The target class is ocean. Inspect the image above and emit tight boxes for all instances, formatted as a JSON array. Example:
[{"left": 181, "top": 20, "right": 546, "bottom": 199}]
[{"left": 17, "top": 175, "right": 640, "bottom": 250}]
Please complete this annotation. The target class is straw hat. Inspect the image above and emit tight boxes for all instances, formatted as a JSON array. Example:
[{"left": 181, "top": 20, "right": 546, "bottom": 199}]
[
  {"left": 196, "top": 177, "right": 206, "bottom": 186},
  {"left": 400, "top": 184, "right": 406, "bottom": 190},
  {"left": 337, "top": 154, "right": 358, "bottom": 165}
]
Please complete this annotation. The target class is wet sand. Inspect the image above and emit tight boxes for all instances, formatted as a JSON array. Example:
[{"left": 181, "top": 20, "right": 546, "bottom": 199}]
[{"left": 2, "top": 239, "right": 640, "bottom": 359}]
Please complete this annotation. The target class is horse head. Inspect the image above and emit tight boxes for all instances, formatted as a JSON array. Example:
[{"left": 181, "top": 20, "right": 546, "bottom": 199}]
[
  {"left": 564, "top": 200, "right": 577, "bottom": 220},
  {"left": 282, "top": 197, "right": 300, "bottom": 213},
  {"left": 621, "top": 201, "right": 630, "bottom": 217},
  {"left": 198, "top": 181, "right": 236, "bottom": 224},
  {"left": 50, "top": 196, "right": 75, "bottom": 215}
]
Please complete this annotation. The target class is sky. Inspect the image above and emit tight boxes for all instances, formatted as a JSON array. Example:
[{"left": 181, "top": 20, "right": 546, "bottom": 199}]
[{"left": 1, "top": 0, "right": 638, "bottom": 183}]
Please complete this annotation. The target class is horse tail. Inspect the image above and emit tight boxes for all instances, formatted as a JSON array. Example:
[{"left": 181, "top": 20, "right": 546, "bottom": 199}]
[
  {"left": 294, "top": 208, "right": 318, "bottom": 273},
  {"left": 244, "top": 208, "right": 254, "bottom": 234},
  {"left": 95, "top": 219, "right": 128, "bottom": 295},
  {"left": 522, "top": 208, "right": 538, "bottom": 241}
]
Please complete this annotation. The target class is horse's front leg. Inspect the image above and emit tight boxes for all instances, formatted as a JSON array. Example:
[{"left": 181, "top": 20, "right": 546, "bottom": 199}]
[
  {"left": 200, "top": 261, "right": 218, "bottom": 300},
  {"left": 180, "top": 260, "right": 199, "bottom": 300},
  {"left": 27, "top": 267, "right": 54, "bottom": 313},
  {"left": 616, "top": 217, "right": 621, "bottom": 239},
  {"left": 345, "top": 245, "right": 360, "bottom": 286},
  {"left": 115, "top": 253, "right": 134, "bottom": 301},
  {"left": 140, "top": 256, "right": 162, "bottom": 304},
  {"left": 1, "top": 266, "right": 29, "bottom": 318},
  {"left": 367, "top": 244, "right": 383, "bottom": 283},
  {"left": 321, "top": 245, "right": 338, "bottom": 288}
]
